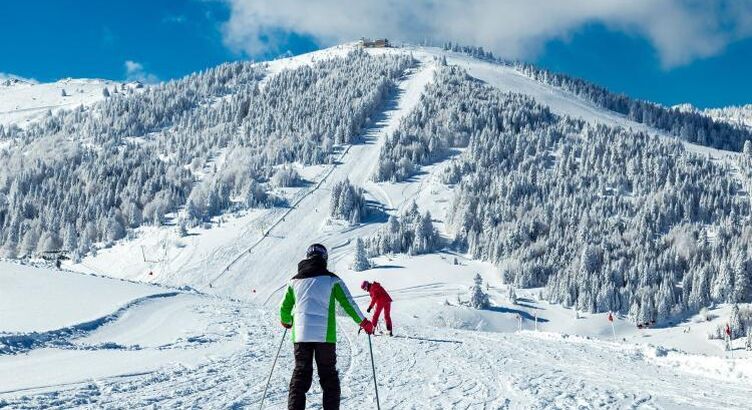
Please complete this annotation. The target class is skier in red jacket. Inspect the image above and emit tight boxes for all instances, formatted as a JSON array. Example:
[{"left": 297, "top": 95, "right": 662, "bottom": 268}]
[{"left": 361, "top": 281, "right": 393, "bottom": 336}]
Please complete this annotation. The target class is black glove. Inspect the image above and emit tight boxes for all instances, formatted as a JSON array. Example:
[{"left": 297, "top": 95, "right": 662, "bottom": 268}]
[{"left": 367, "top": 306, "right": 372, "bottom": 313}]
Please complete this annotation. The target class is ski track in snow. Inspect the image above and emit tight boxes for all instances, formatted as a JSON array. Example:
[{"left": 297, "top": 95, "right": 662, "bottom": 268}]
[
  {"left": 2, "top": 302, "right": 749, "bottom": 409},
  {"left": 0, "top": 292, "right": 179, "bottom": 355},
  {"left": 210, "top": 59, "right": 437, "bottom": 304}
]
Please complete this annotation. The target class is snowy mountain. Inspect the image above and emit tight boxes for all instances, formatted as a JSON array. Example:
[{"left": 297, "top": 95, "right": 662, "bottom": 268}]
[
  {"left": 2, "top": 43, "right": 752, "bottom": 408},
  {"left": 0, "top": 75, "right": 36, "bottom": 89},
  {"left": 0, "top": 77, "right": 132, "bottom": 128},
  {"left": 676, "top": 103, "right": 752, "bottom": 130}
]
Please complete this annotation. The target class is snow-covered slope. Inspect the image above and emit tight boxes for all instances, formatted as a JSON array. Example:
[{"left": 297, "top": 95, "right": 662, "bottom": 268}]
[
  {"left": 257, "top": 43, "right": 355, "bottom": 90},
  {"left": 1, "top": 263, "right": 750, "bottom": 409},
  {"left": 4, "top": 44, "right": 752, "bottom": 408},
  {"left": 73, "top": 52, "right": 437, "bottom": 304},
  {"left": 0, "top": 263, "right": 248, "bottom": 396},
  {"left": 0, "top": 77, "right": 124, "bottom": 127},
  {"left": 70, "top": 44, "right": 751, "bottom": 332},
  {"left": 676, "top": 103, "right": 752, "bottom": 130},
  {"left": 73, "top": 44, "right": 743, "bottom": 299},
  {"left": 0, "top": 261, "right": 164, "bottom": 333}
]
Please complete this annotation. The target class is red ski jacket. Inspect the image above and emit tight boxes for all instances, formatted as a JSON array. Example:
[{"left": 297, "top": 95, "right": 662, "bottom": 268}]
[{"left": 367, "top": 282, "right": 392, "bottom": 310}]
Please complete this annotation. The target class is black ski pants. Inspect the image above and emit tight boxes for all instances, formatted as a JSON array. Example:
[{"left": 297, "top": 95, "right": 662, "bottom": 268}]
[{"left": 288, "top": 342, "right": 340, "bottom": 410}]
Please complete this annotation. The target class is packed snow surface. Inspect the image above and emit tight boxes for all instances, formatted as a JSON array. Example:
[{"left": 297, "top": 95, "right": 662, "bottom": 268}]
[
  {"left": 0, "top": 262, "right": 164, "bottom": 333},
  {"left": 0, "top": 78, "right": 122, "bottom": 127},
  {"left": 1, "top": 263, "right": 751, "bottom": 409}
]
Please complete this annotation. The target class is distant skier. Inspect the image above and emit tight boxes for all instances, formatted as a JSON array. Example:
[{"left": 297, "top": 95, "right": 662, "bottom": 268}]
[
  {"left": 361, "top": 281, "right": 393, "bottom": 336},
  {"left": 280, "top": 243, "right": 374, "bottom": 410}
]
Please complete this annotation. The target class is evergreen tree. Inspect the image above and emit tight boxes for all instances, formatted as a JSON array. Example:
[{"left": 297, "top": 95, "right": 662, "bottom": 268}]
[
  {"left": 20, "top": 229, "right": 39, "bottom": 257},
  {"left": 730, "top": 304, "right": 744, "bottom": 339},
  {"left": 176, "top": 219, "right": 188, "bottom": 237},
  {"left": 470, "top": 273, "right": 490, "bottom": 309},
  {"left": 351, "top": 237, "right": 371, "bottom": 272},
  {"left": 733, "top": 258, "right": 751, "bottom": 303},
  {"left": 0, "top": 51, "right": 413, "bottom": 259},
  {"left": 62, "top": 224, "right": 77, "bottom": 252},
  {"left": 508, "top": 286, "right": 517, "bottom": 305},
  {"left": 374, "top": 64, "right": 752, "bottom": 322},
  {"left": 365, "top": 204, "right": 440, "bottom": 256},
  {"left": 106, "top": 216, "right": 126, "bottom": 242}
]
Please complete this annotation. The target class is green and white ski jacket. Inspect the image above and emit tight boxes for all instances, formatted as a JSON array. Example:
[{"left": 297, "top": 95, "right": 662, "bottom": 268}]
[{"left": 280, "top": 257, "right": 365, "bottom": 343}]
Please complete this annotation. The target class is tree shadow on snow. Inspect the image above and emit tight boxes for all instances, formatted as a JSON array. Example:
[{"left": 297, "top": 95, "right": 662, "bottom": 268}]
[
  {"left": 487, "top": 305, "right": 549, "bottom": 323},
  {"left": 400, "top": 170, "right": 430, "bottom": 183},
  {"left": 514, "top": 302, "right": 544, "bottom": 311},
  {"left": 355, "top": 84, "right": 403, "bottom": 145},
  {"left": 392, "top": 335, "right": 463, "bottom": 344},
  {"left": 362, "top": 203, "right": 390, "bottom": 224},
  {"left": 292, "top": 179, "right": 314, "bottom": 188}
]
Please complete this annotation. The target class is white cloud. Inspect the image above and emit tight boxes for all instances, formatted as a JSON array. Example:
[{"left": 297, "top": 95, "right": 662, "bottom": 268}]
[
  {"left": 124, "top": 60, "right": 159, "bottom": 83},
  {"left": 220, "top": 0, "right": 752, "bottom": 69}
]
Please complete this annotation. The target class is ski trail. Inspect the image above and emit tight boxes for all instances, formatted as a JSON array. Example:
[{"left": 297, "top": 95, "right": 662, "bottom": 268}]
[
  {"left": 3, "top": 303, "right": 750, "bottom": 409},
  {"left": 210, "top": 61, "right": 437, "bottom": 304},
  {"left": 0, "top": 292, "right": 179, "bottom": 355}
]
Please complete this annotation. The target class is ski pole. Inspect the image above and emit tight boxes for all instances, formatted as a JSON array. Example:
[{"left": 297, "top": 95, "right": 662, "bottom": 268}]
[
  {"left": 259, "top": 328, "right": 287, "bottom": 410},
  {"left": 367, "top": 334, "right": 381, "bottom": 410}
]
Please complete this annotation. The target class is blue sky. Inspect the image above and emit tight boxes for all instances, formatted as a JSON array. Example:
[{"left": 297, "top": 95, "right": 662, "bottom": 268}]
[
  {"left": 2, "top": 0, "right": 751, "bottom": 109},
  {"left": 536, "top": 24, "right": 752, "bottom": 109}
]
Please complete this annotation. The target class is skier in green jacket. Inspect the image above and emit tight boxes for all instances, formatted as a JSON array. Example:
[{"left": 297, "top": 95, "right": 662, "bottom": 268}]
[{"left": 280, "top": 243, "right": 374, "bottom": 410}]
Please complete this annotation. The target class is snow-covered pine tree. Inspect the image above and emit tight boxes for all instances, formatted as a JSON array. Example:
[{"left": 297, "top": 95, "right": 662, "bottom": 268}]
[
  {"left": 329, "top": 179, "right": 367, "bottom": 224},
  {"left": 0, "top": 51, "right": 413, "bottom": 259},
  {"left": 365, "top": 203, "right": 441, "bottom": 256},
  {"left": 733, "top": 258, "right": 751, "bottom": 303},
  {"left": 470, "top": 273, "right": 490, "bottom": 309},
  {"left": 410, "top": 211, "right": 439, "bottom": 254},
  {"left": 20, "top": 228, "right": 39, "bottom": 257},
  {"left": 515, "top": 62, "right": 752, "bottom": 151},
  {"left": 508, "top": 286, "right": 517, "bottom": 305},
  {"left": 730, "top": 304, "right": 744, "bottom": 339},
  {"left": 105, "top": 215, "right": 126, "bottom": 242},
  {"left": 62, "top": 224, "right": 77, "bottom": 253},
  {"left": 377, "top": 64, "right": 752, "bottom": 323},
  {"left": 37, "top": 231, "right": 60, "bottom": 253},
  {"left": 351, "top": 237, "right": 371, "bottom": 272},
  {"left": 271, "top": 166, "right": 300, "bottom": 187},
  {"left": 177, "top": 218, "right": 188, "bottom": 237}
]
